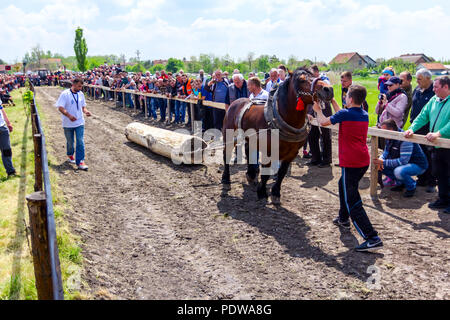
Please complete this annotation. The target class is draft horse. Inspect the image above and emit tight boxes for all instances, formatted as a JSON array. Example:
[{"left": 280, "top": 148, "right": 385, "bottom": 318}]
[{"left": 221, "top": 67, "right": 334, "bottom": 204}]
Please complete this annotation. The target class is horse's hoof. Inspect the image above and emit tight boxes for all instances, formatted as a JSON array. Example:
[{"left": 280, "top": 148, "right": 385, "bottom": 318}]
[{"left": 271, "top": 195, "right": 281, "bottom": 205}]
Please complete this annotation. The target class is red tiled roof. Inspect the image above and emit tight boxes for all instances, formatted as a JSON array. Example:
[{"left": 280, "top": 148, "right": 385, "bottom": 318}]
[
  {"left": 329, "top": 52, "right": 358, "bottom": 64},
  {"left": 420, "top": 63, "right": 446, "bottom": 70}
]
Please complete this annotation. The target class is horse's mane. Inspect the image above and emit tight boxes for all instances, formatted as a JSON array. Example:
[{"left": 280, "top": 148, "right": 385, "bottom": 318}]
[{"left": 278, "top": 67, "right": 312, "bottom": 102}]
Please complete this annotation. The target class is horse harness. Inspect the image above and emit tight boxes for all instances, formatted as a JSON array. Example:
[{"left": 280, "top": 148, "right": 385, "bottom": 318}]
[{"left": 237, "top": 88, "right": 310, "bottom": 143}]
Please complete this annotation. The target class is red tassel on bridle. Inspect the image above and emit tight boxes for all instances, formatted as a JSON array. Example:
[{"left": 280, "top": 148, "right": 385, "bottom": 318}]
[{"left": 296, "top": 98, "right": 305, "bottom": 111}]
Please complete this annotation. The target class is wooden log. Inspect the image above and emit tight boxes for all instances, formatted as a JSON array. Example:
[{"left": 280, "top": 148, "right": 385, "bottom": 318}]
[
  {"left": 370, "top": 136, "right": 379, "bottom": 198},
  {"left": 26, "top": 191, "right": 53, "bottom": 300},
  {"left": 125, "top": 122, "right": 207, "bottom": 165},
  {"left": 122, "top": 90, "right": 126, "bottom": 109}
]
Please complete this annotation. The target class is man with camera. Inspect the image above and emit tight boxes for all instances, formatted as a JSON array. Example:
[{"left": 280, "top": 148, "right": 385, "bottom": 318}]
[{"left": 376, "top": 76, "right": 409, "bottom": 152}]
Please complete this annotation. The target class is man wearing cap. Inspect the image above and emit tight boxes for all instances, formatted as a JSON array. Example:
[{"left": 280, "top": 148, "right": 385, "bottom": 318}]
[
  {"left": 0, "top": 97, "right": 16, "bottom": 178},
  {"left": 376, "top": 76, "right": 409, "bottom": 129}
]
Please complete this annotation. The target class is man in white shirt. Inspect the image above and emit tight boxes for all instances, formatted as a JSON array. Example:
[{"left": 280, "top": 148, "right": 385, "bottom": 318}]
[
  {"left": 248, "top": 77, "right": 269, "bottom": 101},
  {"left": 265, "top": 68, "right": 280, "bottom": 93},
  {"left": 55, "top": 78, "right": 92, "bottom": 171},
  {"left": 0, "top": 98, "right": 16, "bottom": 177}
]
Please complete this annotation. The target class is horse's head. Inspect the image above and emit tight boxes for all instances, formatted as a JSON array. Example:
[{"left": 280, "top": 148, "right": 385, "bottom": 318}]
[{"left": 290, "top": 67, "right": 334, "bottom": 110}]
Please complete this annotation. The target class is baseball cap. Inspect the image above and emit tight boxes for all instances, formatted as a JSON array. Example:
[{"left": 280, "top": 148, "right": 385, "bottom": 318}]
[{"left": 385, "top": 76, "right": 402, "bottom": 86}]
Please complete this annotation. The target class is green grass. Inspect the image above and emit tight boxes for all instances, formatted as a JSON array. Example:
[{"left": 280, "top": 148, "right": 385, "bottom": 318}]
[
  {"left": 0, "top": 89, "right": 86, "bottom": 300},
  {"left": 332, "top": 75, "right": 416, "bottom": 128}
]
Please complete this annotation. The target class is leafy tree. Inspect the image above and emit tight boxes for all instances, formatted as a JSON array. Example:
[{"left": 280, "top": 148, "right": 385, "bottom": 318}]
[
  {"left": 74, "top": 27, "right": 88, "bottom": 72},
  {"left": 0, "top": 58, "right": 6, "bottom": 65},
  {"left": 166, "top": 58, "right": 184, "bottom": 73},
  {"left": 150, "top": 64, "right": 165, "bottom": 73},
  {"left": 247, "top": 52, "right": 255, "bottom": 71},
  {"left": 30, "top": 44, "right": 44, "bottom": 67},
  {"left": 256, "top": 55, "right": 270, "bottom": 72}
]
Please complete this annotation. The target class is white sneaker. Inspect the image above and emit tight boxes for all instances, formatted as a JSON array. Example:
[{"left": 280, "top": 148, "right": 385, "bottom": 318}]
[
  {"left": 78, "top": 161, "right": 89, "bottom": 171},
  {"left": 68, "top": 156, "right": 76, "bottom": 164}
]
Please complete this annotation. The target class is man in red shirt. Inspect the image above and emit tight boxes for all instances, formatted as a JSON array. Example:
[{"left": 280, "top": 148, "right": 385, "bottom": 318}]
[{"left": 314, "top": 84, "right": 383, "bottom": 252}]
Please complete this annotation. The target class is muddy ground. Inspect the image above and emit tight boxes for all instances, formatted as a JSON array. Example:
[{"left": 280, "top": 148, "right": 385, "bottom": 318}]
[{"left": 36, "top": 87, "right": 449, "bottom": 300}]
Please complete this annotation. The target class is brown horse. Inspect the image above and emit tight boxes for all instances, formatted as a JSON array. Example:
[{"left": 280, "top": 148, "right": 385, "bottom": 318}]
[{"left": 221, "top": 67, "right": 334, "bottom": 204}]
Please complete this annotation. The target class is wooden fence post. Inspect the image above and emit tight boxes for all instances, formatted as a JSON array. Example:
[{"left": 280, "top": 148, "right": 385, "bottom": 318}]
[
  {"left": 33, "top": 133, "right": 43, "bottom": 192},
  {"left": 26, "top": 191, "right": 54, "bottom": 300},
  {"left": 144, "top": 96, "right": 148, "bottom": 119},
  {"left": 190, "top": 102, "right": 195, "bottom": 133},
  {"left": 123, "top": 90, "right": 126, "bottom": 109},
  {"left": 370, "top": 136, "right": 379, "bottom": 198}
]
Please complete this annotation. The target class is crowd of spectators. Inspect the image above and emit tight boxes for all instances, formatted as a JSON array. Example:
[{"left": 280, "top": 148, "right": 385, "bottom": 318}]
[{"left": 34, "top": 63, "right": 450, "bottom": 212}]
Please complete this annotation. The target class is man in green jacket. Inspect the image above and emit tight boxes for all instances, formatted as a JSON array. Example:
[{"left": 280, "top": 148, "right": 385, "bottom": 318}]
[{"left": 405, "top": 76, "right": 450, "bottom": 214}]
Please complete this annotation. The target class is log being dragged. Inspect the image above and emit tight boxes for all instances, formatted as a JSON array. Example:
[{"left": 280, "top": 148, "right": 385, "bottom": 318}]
[{"left": 125, "top": 122, "right": 207, "bottom": 165}]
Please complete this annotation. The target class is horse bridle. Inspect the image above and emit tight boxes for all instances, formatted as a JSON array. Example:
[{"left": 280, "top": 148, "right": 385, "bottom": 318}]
[{"left": 295, "top": 73, "right": 320, "bottom": 102}]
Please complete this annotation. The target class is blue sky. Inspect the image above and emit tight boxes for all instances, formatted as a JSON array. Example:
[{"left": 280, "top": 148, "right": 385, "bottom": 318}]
[{"left": 1, "top": 0, "right": 449, "bottom": 64}]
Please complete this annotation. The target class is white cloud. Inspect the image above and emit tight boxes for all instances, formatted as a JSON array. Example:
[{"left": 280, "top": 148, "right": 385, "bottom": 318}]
[{"left": 0, "top": 1, "right": 449, "bottom": 64}]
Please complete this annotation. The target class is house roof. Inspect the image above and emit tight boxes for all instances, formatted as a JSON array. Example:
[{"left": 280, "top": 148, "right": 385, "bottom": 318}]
[
  {"left": 329, "top": 52, "right": 363, "bottom": 65},
  {"left": 419, "top": 63, "right": 446, "bottom": 70},
  {"left": 40, "top": 58, "right": 62, "bottom": 64},
  {"left": 397, "top": 54, "right": 431, "bottom": 64},
  {"left": 362, "top": 55, "right": 376, "bottom": 64}
]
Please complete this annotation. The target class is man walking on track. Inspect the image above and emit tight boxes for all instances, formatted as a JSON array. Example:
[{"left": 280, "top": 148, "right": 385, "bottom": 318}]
[
  {"left": 55, "top": 78, "right": 91, "bottom": 171},
  {"left": 313, "top": 85, "right": 383, "bottom": 252},
  {"left": 0, "top": 98, "right": 17, "bottom": 178}
]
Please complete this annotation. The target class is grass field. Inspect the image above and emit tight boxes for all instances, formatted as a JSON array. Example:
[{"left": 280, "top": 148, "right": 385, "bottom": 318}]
[
  {"left": 332, "top": 75, "right": 417, "bottom": 128},
  {"left": 0, "top": 89, "right": 85, "bottom": 300}
]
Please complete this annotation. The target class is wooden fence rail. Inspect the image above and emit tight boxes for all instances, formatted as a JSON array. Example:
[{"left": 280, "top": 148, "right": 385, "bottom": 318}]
[
  {"left": 27, "top": 83, "right": 64, "bottom": 300},
  {"left": 81, "top": 83, "right": 450, "bottom": 198}
]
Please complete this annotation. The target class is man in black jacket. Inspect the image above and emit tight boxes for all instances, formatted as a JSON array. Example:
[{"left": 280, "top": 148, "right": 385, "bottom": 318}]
[
  {"left": 226, "top": 74, "right": 249, "bottom": 108},
  {"left": 410, "top": 68, "right": 436, "bottom": 193}
]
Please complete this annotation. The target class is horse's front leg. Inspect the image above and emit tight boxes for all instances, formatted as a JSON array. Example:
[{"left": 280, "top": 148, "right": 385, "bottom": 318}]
[
  {"left": 271, "top": 161, "right": 291, "bottom": 205},
  {"left": 257, "top": 165, "right": 271, "bottom": 200},
  {"left": 245, "top": 140, "right": 259, "bottom": 187},
  {"left": 221, "top": 134, "right": 234, "bottom": 187}
]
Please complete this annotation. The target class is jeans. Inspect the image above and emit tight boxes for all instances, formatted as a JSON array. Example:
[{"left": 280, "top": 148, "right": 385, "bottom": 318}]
[
  {"left": 0, "top": 126, "right": 15, "bottom": 174},
  {"left": 63, "top": 125, "right": 85, "bottom": 166},
  {"left": 150, "top": 98, "right": 158, "bottom": 119},
  {"left": 126, "top": 93, "right": 134, "bottom": 108},
  {"left": 383, "top": 164, "right": 426, "bottom": 191},
  {"left": 175, "top": 101, "right": 186, "bottom": 124},
  {"left": 158, "top": 98, "right": 167, "bottom": 121},
  {"left": 339, "top": 166, "right": 378, "bottom": 240},
  {"left": 213, "top": 108, "right": 226, "bottom": 131}
]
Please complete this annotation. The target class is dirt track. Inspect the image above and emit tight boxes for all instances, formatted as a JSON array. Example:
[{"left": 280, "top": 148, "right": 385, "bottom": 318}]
[{"left": 37, "top": 87, "right": 449, "bottom": 300}]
